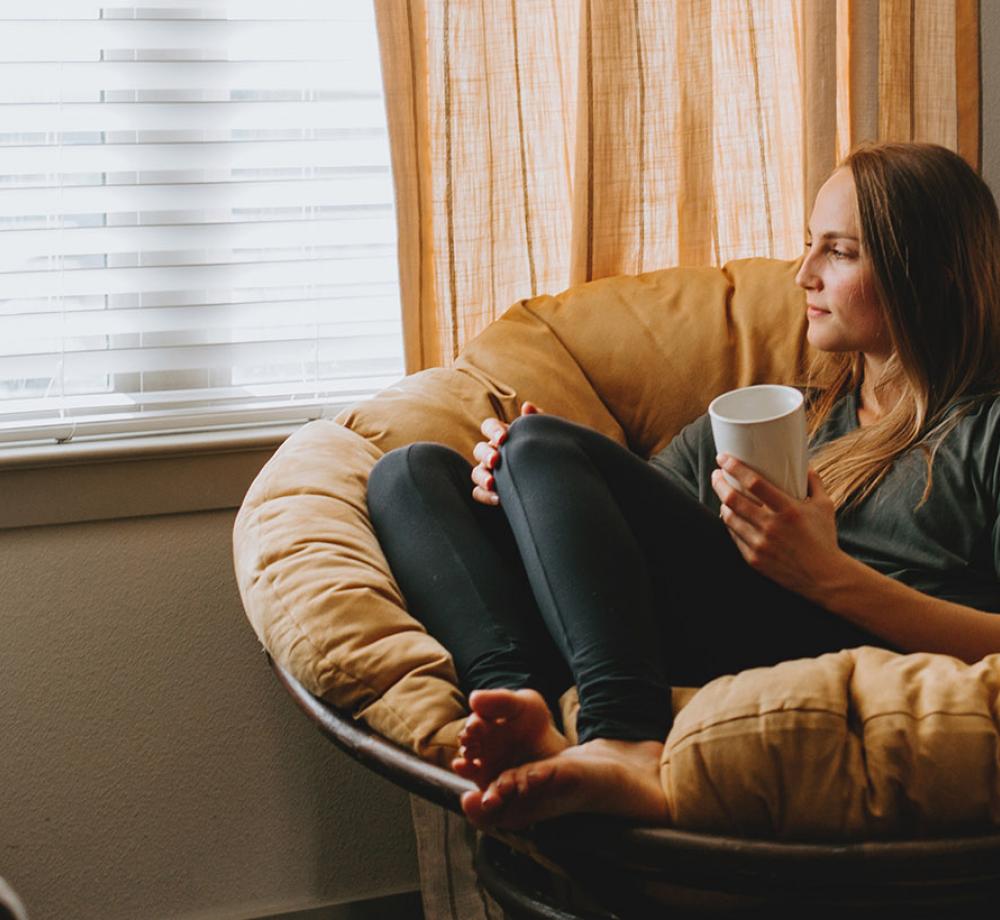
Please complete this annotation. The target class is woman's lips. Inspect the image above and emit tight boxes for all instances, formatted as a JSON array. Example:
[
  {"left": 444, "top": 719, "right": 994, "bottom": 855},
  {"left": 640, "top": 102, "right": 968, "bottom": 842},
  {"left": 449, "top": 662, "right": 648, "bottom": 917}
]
[{"left": 807, "top": 305, "right": 830, "bottom": 318}]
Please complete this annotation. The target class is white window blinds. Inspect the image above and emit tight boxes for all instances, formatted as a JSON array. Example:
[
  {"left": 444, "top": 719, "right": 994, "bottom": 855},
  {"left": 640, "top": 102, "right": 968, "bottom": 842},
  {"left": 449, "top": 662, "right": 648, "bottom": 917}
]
[{"left": 0, "top": 0, "right": 403, "bottom": 446}]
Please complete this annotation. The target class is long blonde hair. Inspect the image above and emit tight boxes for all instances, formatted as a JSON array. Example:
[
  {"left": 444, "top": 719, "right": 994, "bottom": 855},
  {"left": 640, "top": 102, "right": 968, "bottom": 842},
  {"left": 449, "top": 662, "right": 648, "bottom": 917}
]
[{"left": 806, "top": 142, "right": 1000, "bottom": 511}]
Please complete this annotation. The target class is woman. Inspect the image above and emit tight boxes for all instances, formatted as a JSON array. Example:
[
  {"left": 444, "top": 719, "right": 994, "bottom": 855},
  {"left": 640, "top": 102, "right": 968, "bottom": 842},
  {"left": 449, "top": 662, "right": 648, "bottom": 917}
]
[{"left": 366, "top": 142, "right": 1000, "bottom": 830}]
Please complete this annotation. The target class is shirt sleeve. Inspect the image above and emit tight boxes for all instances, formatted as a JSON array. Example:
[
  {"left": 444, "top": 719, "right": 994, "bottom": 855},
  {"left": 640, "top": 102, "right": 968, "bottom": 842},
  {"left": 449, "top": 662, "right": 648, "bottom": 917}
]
[{"left": 648, "top": 412, "right": 717, "bottom": 507}]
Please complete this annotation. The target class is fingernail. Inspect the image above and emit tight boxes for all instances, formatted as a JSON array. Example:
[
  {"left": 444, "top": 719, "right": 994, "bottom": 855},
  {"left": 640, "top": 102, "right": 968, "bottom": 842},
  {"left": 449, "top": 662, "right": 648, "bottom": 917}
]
[
  {"left": 716, "top": 453, "right": 730, "bottom": 468},
  {"left": 486, "top": 475, "right": 495, "bottom": 491},
  {"left": 490, "top": 494, "right": 500, "bottom": 506}
]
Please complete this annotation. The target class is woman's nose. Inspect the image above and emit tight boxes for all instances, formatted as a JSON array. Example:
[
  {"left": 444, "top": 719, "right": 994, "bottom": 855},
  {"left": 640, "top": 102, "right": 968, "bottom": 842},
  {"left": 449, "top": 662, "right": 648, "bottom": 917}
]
[{"left": 794, "top": 252, "right": 820, "bottom": 291}]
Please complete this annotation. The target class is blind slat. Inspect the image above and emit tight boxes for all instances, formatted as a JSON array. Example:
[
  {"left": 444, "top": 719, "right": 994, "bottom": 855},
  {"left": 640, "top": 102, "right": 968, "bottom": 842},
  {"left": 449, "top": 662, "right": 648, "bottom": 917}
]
[
  {"left": 0, "top": 20, "right": 379, "bottom": 61},
  {"left": 0, "top": 1, "right": 366, "bottom": 18},
  {"left": 1, "top": 379, "right": 396, "bottom": 418},
  {"left": 3, "top": 100, "right": 386, "bottom": 134},
  {"left": 0, "top": 255, "right": 398, "bottom": 299},
  {"left": 1, "top": 294, "right": 402, "bottom": 339},
  {"left": 0, "top": 61, "right": 382, "bottom": 97},
  {"left": 0, "top": 176, "right": 392, "bottom": 218},
  {"left": 0, "top": 138, "right": 390, "bottom": 177},
  {"left": 0, "top": 333, "right": 403, "bottom": 379},
  {"left": 0, "top": 216, "right": 396, "bottom": 265}
]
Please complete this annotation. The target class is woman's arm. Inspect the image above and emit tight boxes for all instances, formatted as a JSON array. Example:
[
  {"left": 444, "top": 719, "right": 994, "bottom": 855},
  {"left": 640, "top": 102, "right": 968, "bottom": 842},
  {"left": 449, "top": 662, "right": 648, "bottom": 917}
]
[
  {"left": 820, "top": 553, "right": 1000, "bottom": 663},
  {"left": 712, "top": 453, "right": 1000, "bottom": 663}
]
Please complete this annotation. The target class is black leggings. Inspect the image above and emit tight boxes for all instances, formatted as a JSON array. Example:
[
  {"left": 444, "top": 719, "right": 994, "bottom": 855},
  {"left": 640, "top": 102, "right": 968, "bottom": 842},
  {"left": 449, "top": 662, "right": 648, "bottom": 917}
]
[{"left": 367, "top": 414, "right": 890, "bottom": 743}]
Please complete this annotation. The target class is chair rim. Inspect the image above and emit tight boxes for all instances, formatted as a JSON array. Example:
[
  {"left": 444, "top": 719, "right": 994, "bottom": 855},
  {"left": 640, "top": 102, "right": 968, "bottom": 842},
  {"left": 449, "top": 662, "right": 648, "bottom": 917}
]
[{"left": 269, "top": 655, "right": 1000, "bottom": 890}]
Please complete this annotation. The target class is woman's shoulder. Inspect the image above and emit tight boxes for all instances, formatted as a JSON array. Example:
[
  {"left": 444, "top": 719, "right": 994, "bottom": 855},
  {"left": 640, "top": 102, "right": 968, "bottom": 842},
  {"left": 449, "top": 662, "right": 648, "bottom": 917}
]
[
  {"left": 947, "top": 389, "right": 1000, "bottom": 426},
  {"left": 924, "top": 391, "right": 1000, "bottom": 503}
]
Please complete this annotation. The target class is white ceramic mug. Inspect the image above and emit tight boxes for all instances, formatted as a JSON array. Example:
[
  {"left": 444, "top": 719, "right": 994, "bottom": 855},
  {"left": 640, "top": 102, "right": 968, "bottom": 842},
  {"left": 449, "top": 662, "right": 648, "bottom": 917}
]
[{"left": 708, "top": 384, "right": 808, "bottom": 500}]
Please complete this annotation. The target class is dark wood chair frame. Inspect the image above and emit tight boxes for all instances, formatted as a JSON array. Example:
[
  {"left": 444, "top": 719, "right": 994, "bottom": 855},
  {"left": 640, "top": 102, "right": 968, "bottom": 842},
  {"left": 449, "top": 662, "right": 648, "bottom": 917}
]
[{"left": 271, "top": 656, "right": 1000, "bottom": 918}]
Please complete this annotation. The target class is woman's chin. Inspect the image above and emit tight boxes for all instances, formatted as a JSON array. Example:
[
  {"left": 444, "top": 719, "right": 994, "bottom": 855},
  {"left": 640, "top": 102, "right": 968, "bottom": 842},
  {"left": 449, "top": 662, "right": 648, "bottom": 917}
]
[{"left": 806, "top": 326, "right": 846, "bottom": 354}]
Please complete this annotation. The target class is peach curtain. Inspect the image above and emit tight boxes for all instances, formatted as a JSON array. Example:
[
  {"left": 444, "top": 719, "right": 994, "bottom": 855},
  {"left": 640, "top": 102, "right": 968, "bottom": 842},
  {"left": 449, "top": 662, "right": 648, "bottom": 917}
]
[{"left": 375, "top": 0, "right": 980, "bottom": 372}]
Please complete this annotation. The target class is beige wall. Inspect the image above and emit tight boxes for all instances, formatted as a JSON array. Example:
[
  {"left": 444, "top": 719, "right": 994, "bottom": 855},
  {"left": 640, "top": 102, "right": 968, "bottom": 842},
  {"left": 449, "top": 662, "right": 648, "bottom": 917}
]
[
  {"left": 0, "top": 511, "right": 418, "bottom": 920},
  {"left": 3, "top": 9, "right": 1000, "bottom": 919}
]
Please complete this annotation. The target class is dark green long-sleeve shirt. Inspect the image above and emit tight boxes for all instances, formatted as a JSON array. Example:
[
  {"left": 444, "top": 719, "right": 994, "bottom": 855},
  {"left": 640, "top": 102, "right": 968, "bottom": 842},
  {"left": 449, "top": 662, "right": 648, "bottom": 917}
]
[{"left": 649, "top": 389, "right": 1000, "bottom": 612}]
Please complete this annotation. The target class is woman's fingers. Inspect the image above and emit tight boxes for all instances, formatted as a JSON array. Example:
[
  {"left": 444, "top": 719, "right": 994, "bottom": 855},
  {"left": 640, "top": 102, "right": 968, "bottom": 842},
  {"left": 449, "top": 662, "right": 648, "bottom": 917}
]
[
  {"left": 471, "top": 449, "right": 500, "bottom": 506},
  {"left": 471, "top": 462, "right": 494, "bottom": 490},
  {"left": 711, "top": 467, "right": 764, "bottom": 518},
  {"left": 480, "top": 417, "right": 510, "bottom": 446},
  {"left": 715, "top": 453, "right": 790, "bottom": 510},
  {"left": 479, "top": 403, "right": 539, "bottom": 447},
  {"left": 471, "top": 403, "right": 540, "bottom": 507},
  {"left": 472, "top": 484, "right": 500, "bottom": 506},
  {"left": 473, "top": 440, "right": 500, "bottom": 469}
]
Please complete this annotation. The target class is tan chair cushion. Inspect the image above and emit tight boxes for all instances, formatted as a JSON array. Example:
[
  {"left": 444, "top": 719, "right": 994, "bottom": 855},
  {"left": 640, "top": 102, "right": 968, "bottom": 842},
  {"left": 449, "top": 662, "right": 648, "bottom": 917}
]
[{"left": 662, "top": 646, "right": 1000, "bottom": 838}]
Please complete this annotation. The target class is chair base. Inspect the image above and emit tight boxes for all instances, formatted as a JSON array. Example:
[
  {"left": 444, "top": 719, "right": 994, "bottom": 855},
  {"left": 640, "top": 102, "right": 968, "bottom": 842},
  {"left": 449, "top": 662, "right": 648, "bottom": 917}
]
[
  {"left": 476, "top": 830, "right": 1000, "bottom": 919},
  {"left": 475, "top": 835, "right": 616, "bottom": 920}
]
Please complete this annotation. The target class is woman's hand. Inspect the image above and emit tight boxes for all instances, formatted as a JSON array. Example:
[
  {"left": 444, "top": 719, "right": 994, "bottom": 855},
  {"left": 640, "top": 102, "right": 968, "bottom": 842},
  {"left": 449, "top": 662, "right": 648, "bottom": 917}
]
[
  {"left": 471, "top": 402, "right": 541, "bottom": 506},
  {"left": 710, "top": 453, "right": 851, "bottom": 602}
]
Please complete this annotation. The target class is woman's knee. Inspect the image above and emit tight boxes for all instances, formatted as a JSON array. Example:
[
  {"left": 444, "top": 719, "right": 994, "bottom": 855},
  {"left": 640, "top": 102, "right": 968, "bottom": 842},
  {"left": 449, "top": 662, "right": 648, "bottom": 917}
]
[
  {"left": 502, "top": 413, "right": 579, "bottom": 467},
  {"left": 367, "top": 442, "right": 468, "bottom": 512}
]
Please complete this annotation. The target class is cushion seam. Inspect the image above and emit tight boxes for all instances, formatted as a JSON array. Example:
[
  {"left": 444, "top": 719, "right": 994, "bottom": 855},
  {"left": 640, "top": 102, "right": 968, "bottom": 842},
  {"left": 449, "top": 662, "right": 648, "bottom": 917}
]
[{"left": 668, "top": 704, "right": 1000, "bottom": 751}]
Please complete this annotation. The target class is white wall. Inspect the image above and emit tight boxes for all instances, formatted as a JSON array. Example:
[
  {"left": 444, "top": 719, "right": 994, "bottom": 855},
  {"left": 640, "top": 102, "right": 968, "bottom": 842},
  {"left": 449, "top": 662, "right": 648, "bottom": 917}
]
[{"left": 0, "top": 511, "right": 418, "bottom": 920}]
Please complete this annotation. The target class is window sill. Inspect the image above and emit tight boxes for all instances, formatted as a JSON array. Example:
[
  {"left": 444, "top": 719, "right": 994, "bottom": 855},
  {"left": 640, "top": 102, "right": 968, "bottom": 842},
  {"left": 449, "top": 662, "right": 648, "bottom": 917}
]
[{"left": 0, "top": 423, "right": 308, "bottom": 530}]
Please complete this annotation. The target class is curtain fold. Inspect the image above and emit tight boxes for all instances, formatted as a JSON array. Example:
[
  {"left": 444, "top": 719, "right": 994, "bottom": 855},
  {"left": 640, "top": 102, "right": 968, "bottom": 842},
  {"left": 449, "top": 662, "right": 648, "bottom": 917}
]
[{"left": 376, "top": 0, "right": 981, "bottom": 372}]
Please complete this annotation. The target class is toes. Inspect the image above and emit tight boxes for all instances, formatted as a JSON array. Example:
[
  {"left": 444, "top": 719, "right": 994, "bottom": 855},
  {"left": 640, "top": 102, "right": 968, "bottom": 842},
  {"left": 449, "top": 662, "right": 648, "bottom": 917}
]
[
  {"left": 522, "top": 762, "right": 556, "bottom": 792},
  {"left": 493, "top": 765, "right": 545, "bottom": 800},
  {"left": 461, "top": 712, "right": 486, "bottom": 736},
  {"left": 452, "top": 755, "right": 492, "bottom": 790},
  {"left": 461, "top": 784, "right": 506, "bottom": 827},
  {"left": 469, "top": 688, "right": 526, "bottom": 722},
  {"left": 495, "top": 771, "right": 517, "bottom": 798},
  {"left": 467, "top": 763, "right": 558, "bottom": 830},
  {"left": 508, "top": 765, "right": 544, "bottom": 797},
  {"left": 460, "top": 713, "right": 488, "bottom": 747},
  {"left": 480, "top": 786, "right": 504, "bottom": 812},
  {"left": 460, "top": 789, "right": 489, "bottom": 827},
  {"left": 455, "top": 745, "right": 483, "bottom": 768}
]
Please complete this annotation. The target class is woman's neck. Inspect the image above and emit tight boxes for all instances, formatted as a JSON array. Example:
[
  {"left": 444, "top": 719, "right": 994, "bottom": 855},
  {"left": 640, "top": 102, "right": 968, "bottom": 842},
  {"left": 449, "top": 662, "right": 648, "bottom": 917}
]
[{"left": 858, "top": 353, "right": 899, "bottom": 427}]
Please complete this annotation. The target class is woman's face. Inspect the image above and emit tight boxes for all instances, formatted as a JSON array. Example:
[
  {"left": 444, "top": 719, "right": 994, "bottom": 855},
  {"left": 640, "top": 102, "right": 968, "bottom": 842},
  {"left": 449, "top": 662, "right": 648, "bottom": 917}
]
[{"left": 795, "top": 168, "right": 890, "bottom": 362}]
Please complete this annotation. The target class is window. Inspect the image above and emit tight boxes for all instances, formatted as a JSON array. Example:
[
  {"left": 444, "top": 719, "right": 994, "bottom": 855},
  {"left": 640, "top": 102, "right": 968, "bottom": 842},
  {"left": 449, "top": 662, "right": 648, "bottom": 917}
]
[{"left": 0, "top": 0, "right": 403, "bottom": 448}]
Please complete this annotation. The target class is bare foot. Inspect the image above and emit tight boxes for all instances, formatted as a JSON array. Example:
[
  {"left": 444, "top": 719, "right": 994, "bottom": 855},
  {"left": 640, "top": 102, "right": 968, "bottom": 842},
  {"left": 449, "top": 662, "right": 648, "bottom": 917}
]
[
  {"left": 451, "top": 688, "right": 569, "bottom": 790},
  {"left": 460, "top": 738, "right": 670, "bottom": 830}
]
